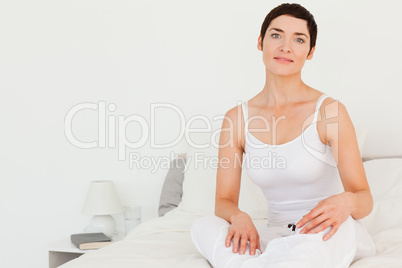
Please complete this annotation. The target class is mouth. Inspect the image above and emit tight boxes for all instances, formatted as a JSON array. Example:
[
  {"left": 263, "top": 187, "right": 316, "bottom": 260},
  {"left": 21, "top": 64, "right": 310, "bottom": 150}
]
[{"left": 274, "top": 57, "right": 293, "bottom": 63}]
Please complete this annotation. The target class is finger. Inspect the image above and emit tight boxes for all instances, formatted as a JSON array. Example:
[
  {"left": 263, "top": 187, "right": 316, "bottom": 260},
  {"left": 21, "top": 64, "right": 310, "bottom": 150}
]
[
  {"left": 232, "top": 233, "right": 240, "bottom": 253},
  {"left": 296, "top": 208, "right": 322, "bottom": 228},
  {"left": 249, "top": 235, "right": 258, "bottom": 255},
  {"left": 323, "top": 224, "right": 339, "bottom": 241},
  {"left": 296, "top": 206, "right": 323, "bottom": 228},
  {"left": 308, "top": 219, "right": 332, "bottom": 234},
  {"left": 239, "top": 234, "right": 248, "bottom": 255},
  {"left": 300, "top": 213, "right": 326, "bottom": 234},
  {"left": 257, "top": 235, "right": 261, "bottom": 252},
  {"left": 296, "top": 213, "right": 315, "bottom": 229},
  {"left": 225, "top": 231, "right": 233, "bottom": 247},
  {"left": 296, "top": 217, "right": 306, "bottom": 229}
]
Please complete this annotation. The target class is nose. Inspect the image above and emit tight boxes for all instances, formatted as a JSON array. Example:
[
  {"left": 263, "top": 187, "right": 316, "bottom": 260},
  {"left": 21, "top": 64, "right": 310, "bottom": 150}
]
[{"left": 279, "top": 39, "right": 291, "bottom": 53}]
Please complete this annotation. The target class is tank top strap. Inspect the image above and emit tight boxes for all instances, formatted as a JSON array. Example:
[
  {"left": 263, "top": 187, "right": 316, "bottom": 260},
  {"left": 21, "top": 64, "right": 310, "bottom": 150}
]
[
  {"left": 241, "top": 101, "right": 249, "bottom": 133},
  {"left": 312, "top": 94, "right": 330, "bottom": 123}
]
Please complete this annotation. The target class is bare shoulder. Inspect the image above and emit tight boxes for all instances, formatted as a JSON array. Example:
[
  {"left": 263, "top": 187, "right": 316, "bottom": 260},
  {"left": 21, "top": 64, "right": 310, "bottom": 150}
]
[
  {"left": 222, "top": 104, "right": 244, "bottom": 132},
  {"left": 317, "top": 96, "right": 354, "bottom": 146},
  {"left": 221, "top": 104, "right": 245, "bottom": 149},
  {"left": 318, "top": 97, "right": 350, "bottom": 123},
  {"left": 224, "top": 104, "right": 242, "bottom": 120}
]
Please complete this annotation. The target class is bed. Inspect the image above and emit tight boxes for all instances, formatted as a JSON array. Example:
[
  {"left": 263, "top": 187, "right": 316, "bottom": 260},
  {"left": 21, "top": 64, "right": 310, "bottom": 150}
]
[{"left": 60, "top": 137, "right": 402, "bottom": 268}]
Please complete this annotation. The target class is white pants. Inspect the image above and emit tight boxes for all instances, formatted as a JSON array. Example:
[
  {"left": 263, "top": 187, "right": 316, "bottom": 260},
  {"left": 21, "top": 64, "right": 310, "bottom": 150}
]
[{"left": 191, "top": 215, "right": 375, "bottom": 268}]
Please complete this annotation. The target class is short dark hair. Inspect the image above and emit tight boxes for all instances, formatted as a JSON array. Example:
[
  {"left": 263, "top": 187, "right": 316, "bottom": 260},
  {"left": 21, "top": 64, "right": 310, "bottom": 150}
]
[{"left": 260, "top": 3, "right": 317, "bottom": 55}]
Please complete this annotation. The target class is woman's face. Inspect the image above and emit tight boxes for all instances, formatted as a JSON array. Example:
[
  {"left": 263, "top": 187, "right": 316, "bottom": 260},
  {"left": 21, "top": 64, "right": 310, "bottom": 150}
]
[{"left": 258, "top": 15, "right": 315, "bottom": 76}]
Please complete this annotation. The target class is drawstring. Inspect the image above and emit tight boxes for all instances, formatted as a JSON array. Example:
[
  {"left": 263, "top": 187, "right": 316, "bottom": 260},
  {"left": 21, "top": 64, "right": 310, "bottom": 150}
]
[{"left": 285, "top": 223, "right": 297, "bottom": 235}]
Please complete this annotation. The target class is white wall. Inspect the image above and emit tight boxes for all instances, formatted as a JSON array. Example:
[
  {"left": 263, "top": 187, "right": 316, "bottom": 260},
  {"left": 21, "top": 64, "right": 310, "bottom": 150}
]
[{"left": 1, "top": 0, "right": 401, "bottom": 267}]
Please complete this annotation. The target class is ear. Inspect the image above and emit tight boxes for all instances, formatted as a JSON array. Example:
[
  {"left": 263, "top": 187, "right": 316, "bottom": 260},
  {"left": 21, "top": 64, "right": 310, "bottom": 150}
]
[
  {"left": 257, "top": 35, "right": 263, "bottom": 51},
  {"left": 306, "top": 46, "right": 315, "bottom": 60}
]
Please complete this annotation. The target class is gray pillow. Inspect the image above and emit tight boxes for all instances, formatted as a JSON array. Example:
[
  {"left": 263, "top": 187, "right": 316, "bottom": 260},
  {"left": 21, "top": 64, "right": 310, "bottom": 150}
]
[{"left": 158, "top": 157, "right": 186, "bottom": 216}]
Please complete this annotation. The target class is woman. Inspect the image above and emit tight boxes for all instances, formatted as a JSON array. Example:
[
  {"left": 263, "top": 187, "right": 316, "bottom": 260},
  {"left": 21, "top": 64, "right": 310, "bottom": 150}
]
[{"left": 191, "top": 3, "right": 375, "bottom": 268}]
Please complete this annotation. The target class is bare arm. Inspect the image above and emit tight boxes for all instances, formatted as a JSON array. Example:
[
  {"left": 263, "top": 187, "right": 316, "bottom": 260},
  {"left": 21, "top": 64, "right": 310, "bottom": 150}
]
[
  {"left": 215, "top": 106, "right": 260, "bottom": 255},
  {"left": 296, "top": 100, "right": 373, "bottom": 240},
  {"left": 215, "top": 107, "right": 243, "bottom": 221},
  {"left": 329, "top": 101, "right": 373, "bottom": 219}
]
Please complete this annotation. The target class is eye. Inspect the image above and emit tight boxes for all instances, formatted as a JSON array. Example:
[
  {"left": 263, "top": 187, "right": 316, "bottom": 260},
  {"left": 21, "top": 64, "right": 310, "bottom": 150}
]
[
  {"left": 296, "top": 38, "right": 305, "bottom": 44},
  {"left": 271, "top": 33, "right": 280, "bottom": 39}
]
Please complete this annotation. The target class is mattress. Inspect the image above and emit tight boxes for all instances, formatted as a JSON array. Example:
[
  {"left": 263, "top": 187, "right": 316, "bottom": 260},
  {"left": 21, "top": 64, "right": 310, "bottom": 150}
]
[{"left": 61, "top": 158, "right": 402, "bottom": 268}]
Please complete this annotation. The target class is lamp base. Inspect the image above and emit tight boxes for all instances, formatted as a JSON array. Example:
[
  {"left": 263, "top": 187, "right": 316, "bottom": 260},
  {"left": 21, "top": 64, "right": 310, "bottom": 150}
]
[{"left": 86, "top": 215, "right": 116, "bottom": 238}]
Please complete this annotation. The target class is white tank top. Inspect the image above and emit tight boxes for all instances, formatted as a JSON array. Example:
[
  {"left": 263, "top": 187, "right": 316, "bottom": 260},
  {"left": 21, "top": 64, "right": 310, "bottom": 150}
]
[{"left": 241, "top": 94, "right": 344, "bottom": 227}]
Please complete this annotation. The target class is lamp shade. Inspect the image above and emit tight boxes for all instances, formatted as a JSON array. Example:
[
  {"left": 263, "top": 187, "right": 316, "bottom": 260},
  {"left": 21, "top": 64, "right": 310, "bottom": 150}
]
[{"left": 82, "top": 180, "right": 123, "bottom": 215}]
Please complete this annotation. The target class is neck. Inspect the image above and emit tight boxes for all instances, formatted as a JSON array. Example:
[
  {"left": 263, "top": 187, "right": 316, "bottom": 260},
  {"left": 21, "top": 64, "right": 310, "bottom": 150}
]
[{"left": 261, "top": 70, "right": 307, "bottom": 108}]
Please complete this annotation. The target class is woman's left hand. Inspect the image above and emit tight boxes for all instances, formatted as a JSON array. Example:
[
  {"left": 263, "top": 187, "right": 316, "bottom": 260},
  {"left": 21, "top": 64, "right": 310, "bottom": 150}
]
[{"left": 295, "top": 192, "right": 353, "bottom": 241}]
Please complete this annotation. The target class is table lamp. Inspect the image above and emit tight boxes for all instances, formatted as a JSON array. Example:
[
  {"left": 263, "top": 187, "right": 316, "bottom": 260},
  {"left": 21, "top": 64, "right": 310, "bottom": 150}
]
[{"left": 82, "top": 180, "right": 123, "bottom": 237}]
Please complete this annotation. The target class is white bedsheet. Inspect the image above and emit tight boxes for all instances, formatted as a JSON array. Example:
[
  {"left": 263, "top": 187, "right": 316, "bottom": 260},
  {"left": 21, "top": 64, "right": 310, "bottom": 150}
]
[
  {"left": 350, "top": 228, "right": 402, "bottom": 268},
  {"left": 60, "top": 210, "right": 210, "bottom": 268},
  {"left": 61, "top": 158, "right": 402, "bottom": 267},
  {"left": 60, "top": 209, "right": 402, "bottom": 268}
]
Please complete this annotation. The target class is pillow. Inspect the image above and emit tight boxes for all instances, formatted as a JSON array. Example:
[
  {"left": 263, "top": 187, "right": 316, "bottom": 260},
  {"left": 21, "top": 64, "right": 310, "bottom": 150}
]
[
  {"left": 355, "top": 127, "right": 368, "bottom": 158},
  {"left": 158, "top": 157, "right": 187, "bottom": 216},
  {"left": 177, "top": 144, "right": 267, "bottom": 218},
  {"left": 360, "top": 158, "right": 402, "bottom": 235}
]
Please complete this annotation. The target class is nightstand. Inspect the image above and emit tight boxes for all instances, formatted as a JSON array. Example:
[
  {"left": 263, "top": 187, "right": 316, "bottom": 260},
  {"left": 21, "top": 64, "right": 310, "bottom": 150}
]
[
  {"left": 48, "top": 238, "right": 86, "bottom": 268},
  {"left": 48, "top": 233, "right": 124, "bottom": 268}
]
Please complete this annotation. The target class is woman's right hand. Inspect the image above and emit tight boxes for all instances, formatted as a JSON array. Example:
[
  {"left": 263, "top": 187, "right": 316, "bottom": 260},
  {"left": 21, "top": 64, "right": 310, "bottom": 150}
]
[{"left": 225, "top": 211, "right": 261, "bottom": 255}]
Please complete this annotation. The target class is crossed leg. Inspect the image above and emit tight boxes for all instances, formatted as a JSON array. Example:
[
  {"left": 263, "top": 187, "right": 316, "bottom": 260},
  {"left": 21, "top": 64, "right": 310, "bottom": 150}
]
[{"left": 191, "top": 215, "right": 359, "bottom": 268}]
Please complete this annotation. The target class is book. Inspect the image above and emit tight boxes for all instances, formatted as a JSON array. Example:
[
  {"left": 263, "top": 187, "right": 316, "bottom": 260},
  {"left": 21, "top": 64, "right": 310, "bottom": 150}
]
[{"left": 70, "top": 232, "right": 112, "bottom": 250}]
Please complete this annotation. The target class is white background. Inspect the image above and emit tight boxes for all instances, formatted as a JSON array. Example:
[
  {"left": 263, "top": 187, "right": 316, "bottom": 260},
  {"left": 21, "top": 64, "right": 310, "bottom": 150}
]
[{"left": 1, "top": 0, "right": 401, "bottom": 267}]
